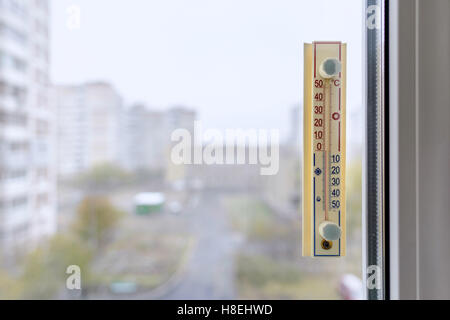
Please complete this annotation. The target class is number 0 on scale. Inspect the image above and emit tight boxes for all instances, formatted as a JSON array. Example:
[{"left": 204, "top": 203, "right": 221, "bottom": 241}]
[{"left": 303, "top": 42, "right": 347, "bottom": 257}]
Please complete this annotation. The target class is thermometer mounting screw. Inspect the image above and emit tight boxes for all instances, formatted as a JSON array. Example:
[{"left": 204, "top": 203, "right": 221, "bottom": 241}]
[{"left": 321, "top": 239, "right": 332, "bottom": 250}]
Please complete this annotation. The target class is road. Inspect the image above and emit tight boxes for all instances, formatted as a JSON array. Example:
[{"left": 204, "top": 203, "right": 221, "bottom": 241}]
[
  {"left": 58, "top": 186, "right": 242, "bottom": 300},
  {"left": 160, "top": 192, "right": 241, "bottom": 300}
]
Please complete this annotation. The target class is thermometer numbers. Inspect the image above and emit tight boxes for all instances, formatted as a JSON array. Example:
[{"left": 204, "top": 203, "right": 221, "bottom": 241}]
[
  {"left": 331, "top": 155, "right": 341, "bottom": 163},
  {"left": 330, "top": 154, "right": 342, "bottom": 211},
  {"left": 331, "top": 165, "right": 340, "bottom": 174},
  {"left": 315, "top": 93, "right": 324, "bottom": 101},
  {"left": 331, "top": 177, "right": 340, "bottom": 186},
  {"left": 331, "top": 200, "right": 341, "bottom": 209},
  {"left": 331, "top": 189, "right": 341, "bottom": 197},
  {"left": 314, "top": 106, "right": 323, "bottom": 114},
  {"left": 313, "top": 105, "right": 324, "bottom": 152},
  {"left": 314, "top": 104, "right": 324, "bottom": 151}
]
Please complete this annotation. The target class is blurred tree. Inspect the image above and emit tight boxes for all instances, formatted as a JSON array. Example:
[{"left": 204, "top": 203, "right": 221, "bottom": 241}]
[
  {"left": 72, "top": 196, "right": 124, "bottom": 250},
  {"left": 19, "top": 235, "right": 92, "bottom": 299},
  {"left": 0, "top": 270, "right": 24, "bottom": 299}
]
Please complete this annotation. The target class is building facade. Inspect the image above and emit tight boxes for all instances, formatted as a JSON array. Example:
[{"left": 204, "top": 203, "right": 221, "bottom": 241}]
[
  {"left": 120, "top": 105, "right": 196, "bottom": 174},
  {"left": 55, "top": 82, "right": 122, "bottom": 177},
  {"left": 119, "top": 104, "right": 166, "bottom": 172},
  {"left": 0, "top": 0, "right": 56, "bottom": 254}
]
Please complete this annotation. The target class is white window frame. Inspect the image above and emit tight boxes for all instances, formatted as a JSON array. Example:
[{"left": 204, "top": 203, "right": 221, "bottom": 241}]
[{"left": 388, "top": 0, "right": 450, "bottom": 300}]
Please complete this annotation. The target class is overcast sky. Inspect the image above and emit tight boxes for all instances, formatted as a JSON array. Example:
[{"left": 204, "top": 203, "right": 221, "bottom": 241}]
[{"left": 50, "top": 0, "right": 363, "bottom": 142}]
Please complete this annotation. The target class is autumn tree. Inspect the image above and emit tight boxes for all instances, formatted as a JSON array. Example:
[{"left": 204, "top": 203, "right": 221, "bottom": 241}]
[{"left": 72, "top": 196, "right": 124, "bottom": 250}]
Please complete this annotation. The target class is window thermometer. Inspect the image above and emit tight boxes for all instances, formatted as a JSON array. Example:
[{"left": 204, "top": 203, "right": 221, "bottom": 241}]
[{"left": 303, "top": 42, "right": 347, "bottom": 257}]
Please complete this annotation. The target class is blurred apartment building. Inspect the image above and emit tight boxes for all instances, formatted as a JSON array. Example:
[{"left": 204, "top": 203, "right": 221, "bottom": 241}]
[
  {"left": 120, "top": 105, "right": 196, "bottom": 174},
  {"left": 0, "top": 0, "right": 56, "bottom": 253},
  {"left": 119, "top": 104, "right": 166, "bottom": 172},
  {"left": 55, "top": 82, "right": 122, "bottom": 177},
  {"left": 164, "top": 107, "right": 196, "bottom": 182},
  {"left": 166, "top": 106, "right": 196, "bottom": 134},
  {"left": 55, "top": 83, "right": 197, "bottom": 177}
]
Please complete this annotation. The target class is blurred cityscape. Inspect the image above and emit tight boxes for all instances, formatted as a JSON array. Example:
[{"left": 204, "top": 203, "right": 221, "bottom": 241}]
[{"left": 0, "top": 0, "right": 362, "bottom": 300}]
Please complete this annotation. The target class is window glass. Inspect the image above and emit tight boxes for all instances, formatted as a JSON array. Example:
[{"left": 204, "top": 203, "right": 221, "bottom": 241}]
[{"left": 0, "top": 0, "right": 364, "bottom": 300}]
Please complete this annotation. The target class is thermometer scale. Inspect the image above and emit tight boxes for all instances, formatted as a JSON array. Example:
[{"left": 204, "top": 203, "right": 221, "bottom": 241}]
[{"left": 303, "top": 42, "right": 347, "bottom": 257}]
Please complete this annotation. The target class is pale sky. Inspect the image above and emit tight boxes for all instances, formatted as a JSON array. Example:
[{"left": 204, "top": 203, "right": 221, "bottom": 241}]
[{"left": 51, "top": 0, "right": 363, "bottom": 143}]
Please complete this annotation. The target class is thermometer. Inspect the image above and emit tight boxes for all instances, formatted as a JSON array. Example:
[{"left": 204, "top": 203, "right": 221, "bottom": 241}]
[{"left": 303, "top": 42, "right": 347, "bottom": 257}]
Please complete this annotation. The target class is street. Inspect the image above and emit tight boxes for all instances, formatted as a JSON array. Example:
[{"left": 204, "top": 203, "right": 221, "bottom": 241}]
[{"left": 161, "top": 192, "right": 241, "bottom": 300}]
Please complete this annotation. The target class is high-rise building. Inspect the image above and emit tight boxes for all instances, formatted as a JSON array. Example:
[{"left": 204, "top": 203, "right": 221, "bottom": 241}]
[
  {"left": 119, "top": 104, "right": 167, "bottom": 172},
  {"left": 55, "top": 82, "right": 122, "bottom": 177},
  {"left": 119, "top": 105, "right": 196, "bottom": 174},
  {"left": 165, "top": 106, "right": 196, "bottom": 135},
  {"left": 0, "top": 0, "right": 56, "bottom": 254}
]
